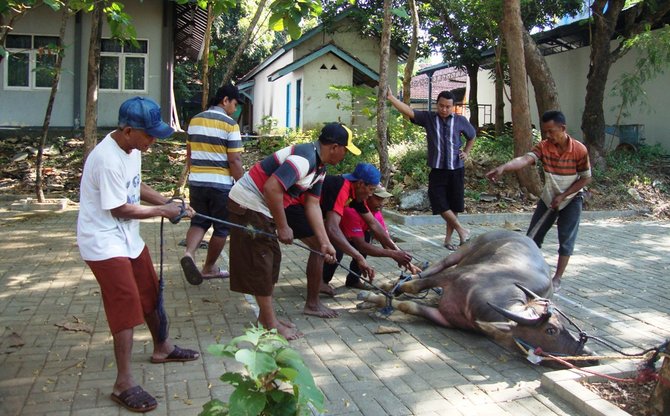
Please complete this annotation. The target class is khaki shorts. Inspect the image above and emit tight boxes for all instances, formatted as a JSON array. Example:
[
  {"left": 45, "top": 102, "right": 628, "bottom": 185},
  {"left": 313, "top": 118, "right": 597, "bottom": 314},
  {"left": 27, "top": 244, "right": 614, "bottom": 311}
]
[
  {"left": 85, "top": 246, "right": 158, "bottom": 334},
  {"left": 227, "top": 200, "right": 281, "bottom": 297}
]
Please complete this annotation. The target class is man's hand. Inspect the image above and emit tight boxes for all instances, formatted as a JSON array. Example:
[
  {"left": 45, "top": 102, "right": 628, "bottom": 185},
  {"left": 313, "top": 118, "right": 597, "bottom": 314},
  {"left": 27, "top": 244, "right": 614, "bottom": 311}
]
[
  {"left": 321, "top": 242, "right": 337, "bottom": 264},
  {"left": 486, "top": 166, "right": 504, "bottom": 183},
  {"left": 459, "top": 150, "right": 469, "bottom": 160},
  {"left": 390, "top": 250, "right": 413, "bottom": 268},
  {"left": 550, "top": 194, "right": 566, "bottom": 210},
  {"left": 355, "top": 257, "right": 375, "bottom": 281},
  {"left": 277, "top": 225, "right": 294, "bottom": 244},
  {"left": 386, "top": 86, "right": 394, "bottom": 100}
]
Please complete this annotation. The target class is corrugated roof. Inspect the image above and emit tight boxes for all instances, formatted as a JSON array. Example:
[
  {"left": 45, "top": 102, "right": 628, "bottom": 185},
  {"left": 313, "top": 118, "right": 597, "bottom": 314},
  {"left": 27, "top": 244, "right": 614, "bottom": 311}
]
[{"left": 174, "top": 2, "right": 208, "bottom": 61}]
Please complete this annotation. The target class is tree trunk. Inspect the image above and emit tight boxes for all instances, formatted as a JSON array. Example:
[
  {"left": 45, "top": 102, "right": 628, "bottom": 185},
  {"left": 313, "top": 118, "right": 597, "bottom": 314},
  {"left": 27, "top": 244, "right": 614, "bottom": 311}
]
[
  {"left": 522, "top": 28, "right": 560, "bottom": 116},
  {"left": 494, "top": 39, "right": 505, "bottom": 135},
  {"left": 83, "top": 3, "right": 103, "bottom": 164},
  {"left": 581, "top": 0, "right": 624, "bottom": 169},
  {"left": 402, "top": 0, "right": 419, "bottom": 106},
  {"left": 200, "top": 3, "right": 214, "bottom": 110},
  {"left": 500, "top": 0, "right": 542, "bottom": 196},
  {"left": 221, "top": 0, "right": 268, "bottom": 87},
  {"left": 376, "top": 0, "right": 392, "bottom": 186},
  {"left": 35, "top": 8, "right": 68, "bottom": 202},
  {"left": 466, "top": 63, "right": 479, "bottom": 128},
  {"left": 650, "top": 343, "right": 670, "bottom": 414}
]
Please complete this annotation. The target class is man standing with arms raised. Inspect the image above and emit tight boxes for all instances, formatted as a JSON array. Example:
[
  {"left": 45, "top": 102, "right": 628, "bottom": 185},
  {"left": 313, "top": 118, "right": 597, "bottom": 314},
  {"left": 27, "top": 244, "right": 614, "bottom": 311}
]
[{"left": 387, "top": 88, "right": 476, "bottom": 251}]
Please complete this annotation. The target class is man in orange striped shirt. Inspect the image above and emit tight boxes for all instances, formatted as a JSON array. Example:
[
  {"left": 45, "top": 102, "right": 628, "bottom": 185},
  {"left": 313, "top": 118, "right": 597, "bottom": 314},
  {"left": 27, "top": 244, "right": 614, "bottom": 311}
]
[{"left": 486, "top": 111, "right": 592, "bottom": 292}]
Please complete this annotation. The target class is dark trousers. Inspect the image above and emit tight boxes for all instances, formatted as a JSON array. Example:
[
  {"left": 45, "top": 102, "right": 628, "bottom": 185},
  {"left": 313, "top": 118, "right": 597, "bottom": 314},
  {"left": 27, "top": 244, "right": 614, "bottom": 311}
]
[{"left": 322, "top": 232, "right": 371, "bottom": 287}]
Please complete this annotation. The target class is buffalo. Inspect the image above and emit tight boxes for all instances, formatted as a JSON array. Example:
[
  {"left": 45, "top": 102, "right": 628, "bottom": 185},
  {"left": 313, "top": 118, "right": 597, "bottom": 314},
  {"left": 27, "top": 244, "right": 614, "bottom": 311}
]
[{"left": 359, "top": 230, "right": 597, "bottom": 367}]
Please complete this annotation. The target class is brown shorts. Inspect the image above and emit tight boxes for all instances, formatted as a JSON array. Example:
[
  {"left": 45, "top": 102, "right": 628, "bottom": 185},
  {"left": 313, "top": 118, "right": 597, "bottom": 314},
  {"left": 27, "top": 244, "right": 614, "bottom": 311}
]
[
  {"left": 227, "top": 199, "right": 281, "bottom": 297},
  {"left": 85, "top": 246, "right": 159, "bottom": 334}
]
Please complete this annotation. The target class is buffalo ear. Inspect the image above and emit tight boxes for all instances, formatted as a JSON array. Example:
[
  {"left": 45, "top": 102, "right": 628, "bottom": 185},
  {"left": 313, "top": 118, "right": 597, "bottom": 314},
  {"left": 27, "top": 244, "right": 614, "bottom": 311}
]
[{"left": 476, "top": 320, "right": 515, "bottom": 341}]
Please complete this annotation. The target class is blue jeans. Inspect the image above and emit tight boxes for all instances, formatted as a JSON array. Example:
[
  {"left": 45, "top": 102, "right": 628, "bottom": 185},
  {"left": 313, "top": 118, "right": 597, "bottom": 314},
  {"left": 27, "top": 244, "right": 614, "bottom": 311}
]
[{"left": 527, "top": 194, "right": 583, "bottom": 256}]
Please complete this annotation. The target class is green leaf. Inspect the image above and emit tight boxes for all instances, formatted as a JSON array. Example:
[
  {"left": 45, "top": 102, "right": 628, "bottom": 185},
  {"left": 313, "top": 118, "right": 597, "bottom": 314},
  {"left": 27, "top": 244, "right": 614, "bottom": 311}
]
[
  {"left": 269, "top": 14, "right": 284, "bottom": 31},
  {"left": 275, "top": 347, "right": 303, "bottom": 369},
  {"left": 285, "top": 18, "right": 302, "bottom": 40},
  {"left": 391, "top": 7, "right": 409, "bottom": 19},
  {"left": 228, "top": 387, "right": 266, "bottom": 416},
  {"left": 207, "top": 343, "right": 236, "bottom": 358},
  {"left": 235, "top": 350, "right": 278, "bottom": 379},
  {"left": 43, "top": 0, "right": 62, "bottom": 11},
  {"left": 277, "top": 367, "right": 299, "bottom": 382},
  {"left": 219, "top": 372, "right": 247, "bottom": 386},
  {"left": 199, "top": 398, "right": 228, "bottom": 416},
  {"left": 264, "top": 391, "right": 297, "bottom": 416}
]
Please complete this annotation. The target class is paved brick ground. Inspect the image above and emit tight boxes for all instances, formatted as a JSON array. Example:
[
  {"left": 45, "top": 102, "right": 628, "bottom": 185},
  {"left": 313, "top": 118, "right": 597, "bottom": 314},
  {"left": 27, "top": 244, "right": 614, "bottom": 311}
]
[{"left": 0, "top": 206, "right": 668, "bottom": 415}]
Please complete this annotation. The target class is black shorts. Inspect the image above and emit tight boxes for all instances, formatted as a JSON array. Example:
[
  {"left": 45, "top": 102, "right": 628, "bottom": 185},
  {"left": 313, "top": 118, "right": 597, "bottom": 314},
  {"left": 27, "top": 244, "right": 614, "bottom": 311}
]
[
  {"left": 188, "top": 185, "right": 231, "bottom": 237},
  {"left": 428, "top": 168, "right": 465, "bottom": 214},
  {"left": 285, "top": 204, "right": 314, "bottom": 239}
]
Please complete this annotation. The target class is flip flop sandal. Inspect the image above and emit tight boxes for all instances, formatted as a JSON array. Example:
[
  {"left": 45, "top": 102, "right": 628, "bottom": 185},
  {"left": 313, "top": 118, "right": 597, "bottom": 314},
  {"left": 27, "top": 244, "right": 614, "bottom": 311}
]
[
  {"left": 110, "top": 385, "right": 157, "bottom": 413},
  {"left": 151, "top": 345, "right": 200, "bottom": 364},
  {"left": 444, "top": 243, "right": 457, "bottom": 251},
  {"left": 202, "top": 268, "right": 230, "bottom": 280},
  {"left": 180, "top": 256, "right": 203, "bottom": 285}
]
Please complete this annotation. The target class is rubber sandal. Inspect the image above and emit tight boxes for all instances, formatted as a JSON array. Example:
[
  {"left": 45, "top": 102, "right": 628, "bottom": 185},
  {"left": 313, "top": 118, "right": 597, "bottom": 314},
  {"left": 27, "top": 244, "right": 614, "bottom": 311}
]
[
  {"left": 110, "top": 385, "right": 157, "bottom": 413},
  {"left": 180, "top": 256, "right": 202, "bottom": 285},
  {"left": 151, "top": 345, "right": 200, "bottom": 364}
]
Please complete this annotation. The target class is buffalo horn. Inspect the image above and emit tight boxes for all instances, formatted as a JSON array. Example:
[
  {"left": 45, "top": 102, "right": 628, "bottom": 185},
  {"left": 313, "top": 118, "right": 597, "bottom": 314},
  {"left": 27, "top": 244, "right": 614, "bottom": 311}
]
[
  {"left": 515, "top": 283, "right": 544, "bottom": 300},
  {"left": 487, "top": 302, "right": 549, "bottom": 326}
]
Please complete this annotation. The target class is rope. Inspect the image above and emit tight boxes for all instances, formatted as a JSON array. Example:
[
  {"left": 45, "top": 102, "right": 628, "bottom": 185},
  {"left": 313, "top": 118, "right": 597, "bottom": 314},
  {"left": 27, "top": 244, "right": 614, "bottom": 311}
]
[{"left": 192, "top": 212, "right": 396, "bottom": 299}]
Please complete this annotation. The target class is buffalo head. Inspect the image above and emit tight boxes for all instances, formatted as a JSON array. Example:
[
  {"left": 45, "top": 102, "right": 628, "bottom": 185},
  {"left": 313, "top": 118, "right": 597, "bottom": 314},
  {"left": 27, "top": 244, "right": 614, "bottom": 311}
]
[{"left": 478, "top": 284, "right": 598, "bottom": 368}]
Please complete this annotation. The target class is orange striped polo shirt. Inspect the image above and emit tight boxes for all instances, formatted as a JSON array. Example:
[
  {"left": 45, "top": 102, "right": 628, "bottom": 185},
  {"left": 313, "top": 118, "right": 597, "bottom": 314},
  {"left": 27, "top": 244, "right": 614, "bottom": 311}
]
[{"left": 528, "top": 135, "right": 591, "bottom": 210}]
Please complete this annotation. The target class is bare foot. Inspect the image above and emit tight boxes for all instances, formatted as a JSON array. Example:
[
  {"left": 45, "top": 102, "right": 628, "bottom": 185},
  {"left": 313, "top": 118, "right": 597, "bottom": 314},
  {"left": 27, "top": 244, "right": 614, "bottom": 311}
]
[
  {"left": 278, "top": 318, "right": 297, "bottom": 329},
  {"left": 459, "top": 230, "right": 471, "bottom": 245},
  {"left": 303, "top": 302, "right": 339, "bottom": 318},
  {"left": 277, "top": 322, "right": 303, "bottom": 341},
  {"left": 319, "top": 282, "right": 335, "bottom": 297}
]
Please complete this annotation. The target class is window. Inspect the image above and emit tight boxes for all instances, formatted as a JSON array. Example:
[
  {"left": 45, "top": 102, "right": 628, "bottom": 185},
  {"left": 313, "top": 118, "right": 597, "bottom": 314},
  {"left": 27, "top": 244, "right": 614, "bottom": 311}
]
[
  {"left": 285, "top": 83, "right": 291, "bottom": 128},
  {"left": 99, "top": 38, "right": 148, "bottom": 91},
  {"left": 4, "top": 34, "right": 60, "bottom": 89}
]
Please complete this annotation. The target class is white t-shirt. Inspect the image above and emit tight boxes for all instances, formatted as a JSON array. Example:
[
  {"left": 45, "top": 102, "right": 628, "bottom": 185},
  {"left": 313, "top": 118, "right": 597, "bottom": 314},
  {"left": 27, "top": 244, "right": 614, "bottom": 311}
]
[{"left": 77, "top": 134, "right": 145, "bottom": 261}]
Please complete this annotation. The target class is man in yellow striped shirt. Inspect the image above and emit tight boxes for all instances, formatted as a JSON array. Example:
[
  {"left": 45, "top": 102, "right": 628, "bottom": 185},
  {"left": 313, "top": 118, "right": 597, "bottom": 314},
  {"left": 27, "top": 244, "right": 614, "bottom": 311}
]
[{"left": 181, "top": 85, "right": 244, "bottom": 285}]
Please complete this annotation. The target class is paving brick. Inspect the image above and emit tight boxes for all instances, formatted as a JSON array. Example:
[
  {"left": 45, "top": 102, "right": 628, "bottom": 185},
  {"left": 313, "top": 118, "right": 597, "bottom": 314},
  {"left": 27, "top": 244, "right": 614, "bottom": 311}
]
[{"left": 1, "top": 209, "right": 669, "bottom": 415}]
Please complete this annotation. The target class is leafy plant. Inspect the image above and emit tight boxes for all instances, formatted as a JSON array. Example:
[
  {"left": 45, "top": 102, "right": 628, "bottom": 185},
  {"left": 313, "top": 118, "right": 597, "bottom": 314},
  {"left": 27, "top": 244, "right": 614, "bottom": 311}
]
[{"left": 200, "top": 325, "right": 325, "bottom": 416}]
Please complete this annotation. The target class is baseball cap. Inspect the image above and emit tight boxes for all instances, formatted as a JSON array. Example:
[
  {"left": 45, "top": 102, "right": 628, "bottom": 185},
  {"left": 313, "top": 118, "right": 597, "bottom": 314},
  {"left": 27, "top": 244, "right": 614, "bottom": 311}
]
[
  {"left": 208, "top": 84, "right": 243, "bottom": 107},
  {"left": 373, "top": 185, "right": 393, "bottom": 198},
  {"left": 118, "top": 96, "right": 174, "bottom": 139},
  {"left": 343, "top": 163, "right": 381, "bottom": 185},
  {"left": 319, "top": 123, "right": 361, "bottom": 155}
]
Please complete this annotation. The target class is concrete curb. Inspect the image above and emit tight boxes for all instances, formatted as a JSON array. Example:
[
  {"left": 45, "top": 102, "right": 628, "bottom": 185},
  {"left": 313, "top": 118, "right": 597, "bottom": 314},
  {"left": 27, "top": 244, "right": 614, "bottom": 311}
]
[
  {"left": 383, "top": 209, "right": 644, "bottom": 226},
  {"left": 541, "top": 361, "right": 638, "bottom": 416}
]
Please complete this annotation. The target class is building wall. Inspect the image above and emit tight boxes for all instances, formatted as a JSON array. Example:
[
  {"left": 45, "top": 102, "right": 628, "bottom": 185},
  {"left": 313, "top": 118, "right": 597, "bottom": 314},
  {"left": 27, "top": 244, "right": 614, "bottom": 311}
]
[
  {"left": 0, "top": 8, "right": 76, "bottom": 127},
  {"left": 302, "top": 54, "right": 354, "bottom": 130},
  {"left": 0, "top": 0, "right": 166, "bottom": 128},
  {"left": 249, "top": 52, "right": 295, "bottom": 132},
  {"left": 476, "top": 28, "right": 670, "bottom": 150}
]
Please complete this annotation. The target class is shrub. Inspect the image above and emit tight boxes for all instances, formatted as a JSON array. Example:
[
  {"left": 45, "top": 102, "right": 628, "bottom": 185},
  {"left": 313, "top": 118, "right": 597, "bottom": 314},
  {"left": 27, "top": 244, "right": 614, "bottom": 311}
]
[{"left": 200, "top": 325, "right": 324, "bottom": 416}]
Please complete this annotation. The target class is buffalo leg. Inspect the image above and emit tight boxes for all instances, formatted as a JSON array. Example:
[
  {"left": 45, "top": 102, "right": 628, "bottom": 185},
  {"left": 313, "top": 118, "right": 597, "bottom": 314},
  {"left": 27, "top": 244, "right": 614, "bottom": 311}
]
[{"left": 358, "top": 291, "right": 453, "bottom": 327}]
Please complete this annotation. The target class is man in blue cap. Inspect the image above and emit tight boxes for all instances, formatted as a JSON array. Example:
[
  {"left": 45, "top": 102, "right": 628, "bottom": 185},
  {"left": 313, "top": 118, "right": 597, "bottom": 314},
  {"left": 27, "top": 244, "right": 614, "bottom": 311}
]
[
  {"left": 316, "top": 163, "right": 413, "bottom": 296},
  {"left": 78, "top": 97, "right": 199, "bottom": 413}
]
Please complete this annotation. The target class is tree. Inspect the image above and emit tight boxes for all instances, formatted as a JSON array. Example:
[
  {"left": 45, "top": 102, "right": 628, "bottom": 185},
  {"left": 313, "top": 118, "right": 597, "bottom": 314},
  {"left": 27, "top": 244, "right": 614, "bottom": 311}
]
[
  {"left": 401, "top": 0, "right": 419, "bottom": 106},
  {"left": 581, "top": 0, "right": 670, "bottom": 167},
  {"left": 376, "top": 0, "right": 392, "bottom": 185},
  {"left": 35, "top": 7, "right": 68, "bottom": 202},
  {"left": 82, "top": 2, "right": 103, "bottom": 163},
  {"left": 500, "top": 0, "right": 542, "bottom": 195},
  {"left": 425, "top": 0, "right": 496, "bottom": 127}
]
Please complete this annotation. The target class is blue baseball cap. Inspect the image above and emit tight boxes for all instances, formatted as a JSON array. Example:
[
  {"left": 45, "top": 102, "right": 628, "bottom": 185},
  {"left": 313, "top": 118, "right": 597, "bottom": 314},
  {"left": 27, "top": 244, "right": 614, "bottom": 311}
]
[
  {"left": 343, "top": 163, "right": 381, "bottom": 185},
  {"left": 118, "top": 96, "right": 174, "bottom": 139}
]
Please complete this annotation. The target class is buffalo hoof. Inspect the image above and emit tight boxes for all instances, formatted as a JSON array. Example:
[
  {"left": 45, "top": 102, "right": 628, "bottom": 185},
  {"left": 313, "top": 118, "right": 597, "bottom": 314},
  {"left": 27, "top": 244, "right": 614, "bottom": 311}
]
[{"left": 357, "top": 291, "right": 371, "bottom": 301}]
